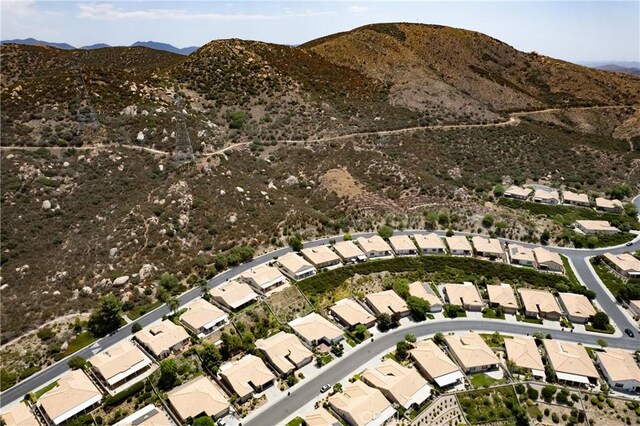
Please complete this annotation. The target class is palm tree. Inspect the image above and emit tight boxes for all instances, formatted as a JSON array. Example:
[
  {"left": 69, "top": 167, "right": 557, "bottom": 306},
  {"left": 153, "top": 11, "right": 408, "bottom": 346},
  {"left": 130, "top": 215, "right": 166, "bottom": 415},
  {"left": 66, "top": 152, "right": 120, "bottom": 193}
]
[
  {"left": 198, "top": 279, "right": 210, "bottom": 299},
  {"left": 167, "top": 297, "right": 180, "bottom": 315}
]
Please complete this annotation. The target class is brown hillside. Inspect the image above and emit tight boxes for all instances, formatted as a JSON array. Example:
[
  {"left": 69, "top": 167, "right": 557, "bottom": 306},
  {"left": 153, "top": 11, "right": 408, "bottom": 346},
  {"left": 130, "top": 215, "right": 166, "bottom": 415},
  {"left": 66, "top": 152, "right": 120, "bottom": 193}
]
[{"left": 302, "top": 23, "right": 640, "bottom": 113}]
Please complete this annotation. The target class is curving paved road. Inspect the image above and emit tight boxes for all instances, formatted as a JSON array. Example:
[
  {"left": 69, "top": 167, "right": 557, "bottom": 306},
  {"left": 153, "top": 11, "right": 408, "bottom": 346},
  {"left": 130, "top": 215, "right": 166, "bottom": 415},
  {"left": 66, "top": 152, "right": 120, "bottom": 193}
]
[
  {"left": 1, "top": 225, "right": 639, "bottom": 408},
  {"left": 246, "top": 318, "right": 639, "bottom": 426}
]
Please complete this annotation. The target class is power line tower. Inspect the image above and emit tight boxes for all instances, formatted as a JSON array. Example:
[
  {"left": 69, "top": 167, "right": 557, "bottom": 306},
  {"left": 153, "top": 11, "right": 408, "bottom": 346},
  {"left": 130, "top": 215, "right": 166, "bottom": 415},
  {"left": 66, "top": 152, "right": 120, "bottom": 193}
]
[
  {"left": 72, "top": 64, "right": 99, "bottom": 128},
  {"left": 173, "top": 96, "right": 195, "bottom": 163}
]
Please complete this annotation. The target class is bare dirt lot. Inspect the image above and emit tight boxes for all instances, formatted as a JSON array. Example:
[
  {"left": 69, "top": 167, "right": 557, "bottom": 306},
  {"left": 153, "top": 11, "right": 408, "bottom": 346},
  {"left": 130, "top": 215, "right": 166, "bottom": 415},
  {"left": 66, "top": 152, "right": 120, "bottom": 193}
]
[{"left": 266, "top": 285, "right": 313, "bottom": 323}]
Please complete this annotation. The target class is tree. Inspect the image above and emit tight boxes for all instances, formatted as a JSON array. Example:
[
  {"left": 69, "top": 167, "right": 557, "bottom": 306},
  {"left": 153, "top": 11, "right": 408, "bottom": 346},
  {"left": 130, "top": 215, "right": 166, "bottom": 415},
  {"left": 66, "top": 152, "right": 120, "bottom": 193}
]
[
  {"left": 376, "top": 313, "right": 392, "bottom": 331},
  {"left": 438, "top": 211, "right": 449, "bottom": 227},
  {"left": 392, "top": 279, "right": 410, "bottom": 299},
  {"left": 407, "top": 296, "right": 430, "bottom": 321},
  {"left": 198, "top": 279, "right": 209, "bottom": 297},
  {"left": 396, "top": 341, "right": 410, "bottom": 360},
  {"left": 596, "top": 338, "right": 608, "bottom": 348},
  {"left": 158, "top": 358, "right": 178, "bottom": 390},
  {"left": 288, "top": 235, "right": 303, "bottom": 252},
  {"left": 527, "top": 386, "right": 539, "bottom": 401},
  {"left": 221, "top": 332, "right": 245, "bottom": 358},
  {"left": 88, "top": 294, "right": 123, "bottom": 337},
  {"left": 67, "top": 356, "right": 86, "bottom": 370},
  {"left": 592, "top": 312, "right": 610, "bottom": 330},
  {"left": 444, "top": 304, "right": 461, "bottom": 318},
  {"left": 541, "top": 385, "right": 557, "bottom": 403},
  {"left": 424, "top": 211, "right": 439, "bottom": 229},
  {"left": 446, "top": 229, "right": 454, "bottom": 237},
  {"left": 160, "top": 273, "right": 180, "bottom": 292},
  {"left": 354, "top": 324, "right": 367, "bottom": 340},
  {"left": 131, "top": 322, "right": 142, "bottom": 333},
  {"left": 343, "top": 233, "right": 352, "bottom": 241},
  {"left": 199, "top": 343, "right": 223, "bottom": 373},
  {"left": 192, "top": 417, "right": 216, "bottom": 426},
  {"left": 493, "top": 184, "right": 505, "bottom": 197},
  {"left": 377, "top": 225, "right": 394, "bottom": 239},
  {"left": 540, "top": 229, "right": 551, "bottom": 245},
  {"left": 482, "top": 214, "right": 495, "bottom": 228},
  {"left": 433, "top": 332, "right": 445, "bottom": 345},
  {"left": 167, "top": 297, "right": 180, "bottom": 314},
  {"left": 404, "top": 333, "right": 416, "bottom": 343},
  {"left": 333, "top": 383, "right": 343, "bottom": 393}
]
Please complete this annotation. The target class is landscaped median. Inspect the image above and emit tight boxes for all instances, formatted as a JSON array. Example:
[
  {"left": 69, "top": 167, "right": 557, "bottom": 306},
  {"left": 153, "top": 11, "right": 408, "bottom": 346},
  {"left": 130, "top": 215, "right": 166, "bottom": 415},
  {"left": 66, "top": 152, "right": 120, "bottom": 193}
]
[{"left": 298, "top": 255, "right": 592, "bottom": 303}]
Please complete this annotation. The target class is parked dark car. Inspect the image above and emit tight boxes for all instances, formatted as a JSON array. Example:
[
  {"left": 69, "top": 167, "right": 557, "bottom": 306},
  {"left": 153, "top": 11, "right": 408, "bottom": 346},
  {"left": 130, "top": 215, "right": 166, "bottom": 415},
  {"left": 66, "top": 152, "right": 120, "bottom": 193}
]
[{"left": 624, "top": 328, "right": 635, "bottom": 338}]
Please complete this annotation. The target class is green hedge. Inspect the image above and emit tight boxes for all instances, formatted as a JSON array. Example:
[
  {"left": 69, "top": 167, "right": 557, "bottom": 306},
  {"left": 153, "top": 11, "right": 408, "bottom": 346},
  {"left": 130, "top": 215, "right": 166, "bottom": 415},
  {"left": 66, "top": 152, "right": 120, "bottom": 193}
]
[
  {"left": 103, "top": 381, "right": 144, "bottom": 407},
  {"left": 298, "top": 256, "right": 590, "bottom": 299}
]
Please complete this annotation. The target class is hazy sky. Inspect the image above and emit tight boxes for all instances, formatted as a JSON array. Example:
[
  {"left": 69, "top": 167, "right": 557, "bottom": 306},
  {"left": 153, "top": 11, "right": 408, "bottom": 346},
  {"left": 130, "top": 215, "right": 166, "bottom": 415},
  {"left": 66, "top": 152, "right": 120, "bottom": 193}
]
[{"left": 2, "top": 1, "right": 638, "bottom": 62}]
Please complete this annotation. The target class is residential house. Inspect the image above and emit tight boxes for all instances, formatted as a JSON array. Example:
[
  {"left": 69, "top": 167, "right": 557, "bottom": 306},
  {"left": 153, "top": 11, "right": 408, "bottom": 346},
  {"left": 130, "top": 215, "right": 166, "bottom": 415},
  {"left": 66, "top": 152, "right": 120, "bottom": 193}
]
[
  {"left": 443, "top": 283, "right": 483, "bottom": 311},
  {"left": 329, "top": 298, "right": 376, "bottom": 329},
  {"left": 408, "top": 282, "right": 443, "bottom": 312},
  {"left": 595, "top": 197, "right": 623, "bottom": 213},
  {"left": 563, "top": 191, "right": 590, "bottom": 207},
  {"left": 413, "top": 233, "right": 447, "bottom": 254},
  {"left": 486, "top": 284, "right": 518, "bottom": 314},
  {"left": 209, "top": 280, "right": 258, "bottom": 311},
  {"left": 288, "top": 312, "right": 344, "bottom": 346},
  {"left": 445, "top": 236, "right": 473, "bottom": 256},
  {"left": 304, "top": 407, "right": 341, "bottom": 426},
  {"left": 328, "top": 381, "right": 396, "bottom": 426},
  {"left": 332, "top": 240, "right": 367, "bottom": 263},
  {"left": 388, "top": 234, "right": 418, "bottom": 256},
  {"left": 596, "top": 349, "right": 640, "bottom": 393},
  {"left": 240, "top": 264, "right": 287, "bottom": 292},
  {"left": 471, "top": 236, "right": 504, "bottom": 259},
  {"left": 113, "top": 405, "right": 172, "bottom": 426},
  {"left": 167, "top": 375, "right": 230, "bottom": 423},
  {"left": 180, "top": 299, "right": 228, "bottom": 336},
  {"left": 557, "top": 293, "right": 596, "bottom": 324},
  {"left": 445, "top": 332, "right": 500, "bottom": 373},
  {"left": 533, "top": 188, "right": 560, "bottom": 204},
  {"left": 575, "top": 220, "right": 619, "bottom": 235},
  {"left": 365, "top": 289, "right": 410, "bottom": 317},
  {"left": 361, "top": 359, "right": 432, "bottom": 409},
  {"left": 504, "top": 185, "right": 533, "bottom": 200},
  {"left": 219, "top": 355, "right": 275, "bottom": 402},
  {"left": 603, "top": 253, "right": 640, "bottom": 278},
  {"left": 504, "top": 336, "right": 545, "bottom": 378},
  {"left": 255, "top": 331, "right": 313, "bottom": 376},
  {"left": 277, "top": 252, "right": 317, "bottom": 281},
  {"left": 301, "top": 245, "right": 342, "bottom": 269},
  {"left": 355, "top": 236, "right": 394, "bottom": 259},
  {"left": 629, "top": 300, "right": 640, "bottom": 316},
  {"left": 508, "top": 244, "right": 536, "bottom": 267},
  {"left": 518, "top": 288, "right": 563, "bottom": 320},
  {"left": 134, "top": 320, "right": 190, "bottom": 360},
  {"left": 0, "top": 403, "right": 38, "bottom": 426},
  {"left": 88, "top": 340, "right": 153, "bottom": 391},
  {"left": 37, "top": 370, "right": 102, "bottom": 425},
  {"left": 543, "top": 340, "right": 599, "bottom": 386},
  {"left": 410, "top": 340, "right": 464, "bottom": 387},
  {"left": 533, "top": 247, "right": 564, "bottom": 273}
]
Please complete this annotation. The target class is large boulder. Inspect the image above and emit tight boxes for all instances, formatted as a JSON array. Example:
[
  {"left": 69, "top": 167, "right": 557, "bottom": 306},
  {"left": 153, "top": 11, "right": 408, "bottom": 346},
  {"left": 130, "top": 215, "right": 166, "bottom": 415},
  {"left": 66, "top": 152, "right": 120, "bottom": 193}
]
[{"left": 113, "top": 276, "right": 130, "bottom": 286}]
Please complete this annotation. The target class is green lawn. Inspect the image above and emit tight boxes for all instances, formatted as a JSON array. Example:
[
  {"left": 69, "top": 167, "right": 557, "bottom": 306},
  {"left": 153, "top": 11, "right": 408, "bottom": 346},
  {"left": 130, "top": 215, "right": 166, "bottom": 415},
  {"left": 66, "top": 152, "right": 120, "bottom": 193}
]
[
  {"left": 585, "top": 324, "right": 615, "bottom": 334},
  {"left": 482, "top": 308, "right": 505, "bottom": 320},
  {"left": 517, "top": 315, "right": 543, "bottom": 325},
  {"left": 458, "top": 386, "right": 519, "bottom": 423},
  {"left": 34, "top": 381, "right": 58, "bottom": 399},
  {"left": 319, "top": 354, "right": 333, "bottom": 366},
  {"left": 63, "top": 332, "right": 97, "bottom": 357},
  {"left": 562, "top": 255, "right": 580, "bottom": 287},
  {"left": 469, "top": 373, "right": 504, "bottom": 388},
  {"left": 126, "top": 301, "right": 163, "bottom": 320},
  {"left": 286, "top": 417, "right": 304, "bottom": 426}
]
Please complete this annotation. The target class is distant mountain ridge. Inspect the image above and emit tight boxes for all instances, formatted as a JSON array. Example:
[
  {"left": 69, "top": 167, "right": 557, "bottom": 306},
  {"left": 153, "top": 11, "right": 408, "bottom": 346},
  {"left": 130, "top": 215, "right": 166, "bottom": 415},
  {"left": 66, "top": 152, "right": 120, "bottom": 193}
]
[{"left": 0, "top": 38, "right": 199, "bottom": 55}]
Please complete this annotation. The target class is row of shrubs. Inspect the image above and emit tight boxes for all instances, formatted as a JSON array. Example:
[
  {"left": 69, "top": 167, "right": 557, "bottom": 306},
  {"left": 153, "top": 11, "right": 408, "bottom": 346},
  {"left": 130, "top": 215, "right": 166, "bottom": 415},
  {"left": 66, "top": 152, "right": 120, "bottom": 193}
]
[{"left": 298, "top": 255, "right": 592, "bottom": 299}]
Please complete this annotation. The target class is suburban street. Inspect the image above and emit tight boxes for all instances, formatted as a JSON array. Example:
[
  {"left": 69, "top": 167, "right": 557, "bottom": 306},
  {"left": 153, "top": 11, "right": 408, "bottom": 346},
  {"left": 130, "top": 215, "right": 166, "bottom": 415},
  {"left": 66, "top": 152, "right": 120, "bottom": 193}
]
[
  {"left": 246, "top": 319, "right": 640, "bottom": 426},
  {"left": 1, "top": 222, "right": 639, "bottom": 408}
]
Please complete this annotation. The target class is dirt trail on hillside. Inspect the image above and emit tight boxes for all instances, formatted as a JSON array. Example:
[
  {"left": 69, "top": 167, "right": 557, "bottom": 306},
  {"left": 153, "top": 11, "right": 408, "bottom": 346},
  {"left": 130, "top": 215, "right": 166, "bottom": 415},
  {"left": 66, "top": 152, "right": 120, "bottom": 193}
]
[{"left": 2, "top": 105, "right": 634, "bottom": 157}]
